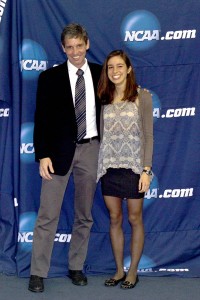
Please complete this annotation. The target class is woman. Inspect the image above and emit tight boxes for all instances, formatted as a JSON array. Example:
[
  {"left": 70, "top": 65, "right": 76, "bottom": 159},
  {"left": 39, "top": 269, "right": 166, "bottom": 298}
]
[{"left": 97, "top": 50, "right": 153, "bottom": 289}]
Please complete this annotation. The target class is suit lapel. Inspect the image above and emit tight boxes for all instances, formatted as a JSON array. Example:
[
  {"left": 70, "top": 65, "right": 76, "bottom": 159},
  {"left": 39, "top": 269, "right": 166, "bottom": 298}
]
[{"left": 58, "top": 62, "right": 75, "bottom": 111}]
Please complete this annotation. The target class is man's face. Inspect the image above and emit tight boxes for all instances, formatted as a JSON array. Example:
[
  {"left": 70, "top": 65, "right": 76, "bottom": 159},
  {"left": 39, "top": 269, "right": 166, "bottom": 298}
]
[{"left": 62, "top": 37, "right": 89, "bottom": 68}]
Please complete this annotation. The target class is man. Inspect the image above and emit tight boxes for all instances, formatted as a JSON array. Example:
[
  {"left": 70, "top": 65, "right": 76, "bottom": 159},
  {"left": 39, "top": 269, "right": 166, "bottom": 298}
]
[{"left": 28, "top": 23, "right": 102, "bottom": 292}]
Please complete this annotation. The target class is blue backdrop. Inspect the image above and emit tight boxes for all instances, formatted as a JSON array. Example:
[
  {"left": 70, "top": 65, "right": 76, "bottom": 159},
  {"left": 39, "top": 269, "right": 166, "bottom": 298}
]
[{"left": 0, "top": 0, "right": 200, "bottom": 278}]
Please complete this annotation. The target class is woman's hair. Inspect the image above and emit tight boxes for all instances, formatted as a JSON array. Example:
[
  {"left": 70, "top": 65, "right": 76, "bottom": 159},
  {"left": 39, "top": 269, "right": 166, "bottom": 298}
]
[{"left": 97, "top": 50, "right": 138, "bottom": 104}]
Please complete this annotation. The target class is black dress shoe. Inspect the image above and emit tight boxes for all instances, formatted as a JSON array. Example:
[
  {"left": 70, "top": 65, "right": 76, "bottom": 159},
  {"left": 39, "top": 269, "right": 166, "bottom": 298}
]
[
  {"left": 28, "top": 275, "right": 44, "bottom": 292},
  {"left": 68, "top": 270, "right": 87, "bottom": 286}
]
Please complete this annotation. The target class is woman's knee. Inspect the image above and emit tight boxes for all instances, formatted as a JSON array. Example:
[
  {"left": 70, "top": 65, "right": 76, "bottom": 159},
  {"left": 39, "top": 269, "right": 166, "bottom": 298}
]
[
  {"left": 128, "top": 212, "right": 142, "bottom": 227},
  {"left": 110, "top": 212, "right": 123, "bottom": 227}
]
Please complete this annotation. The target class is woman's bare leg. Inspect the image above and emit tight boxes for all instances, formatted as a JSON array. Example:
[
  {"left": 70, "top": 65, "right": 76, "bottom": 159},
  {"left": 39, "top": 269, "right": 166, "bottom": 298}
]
[
  {"left": 104, "top": 195, "right": 125, "bottom": 279},
  {"left": 125, "top": 197, "right": 144, "bottom": 283}
]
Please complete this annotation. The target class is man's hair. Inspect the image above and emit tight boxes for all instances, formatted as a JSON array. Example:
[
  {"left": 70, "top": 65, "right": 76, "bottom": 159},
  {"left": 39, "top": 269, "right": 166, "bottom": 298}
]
[{"left": 61, "top": 23, "right": 89, "bottom": 46}]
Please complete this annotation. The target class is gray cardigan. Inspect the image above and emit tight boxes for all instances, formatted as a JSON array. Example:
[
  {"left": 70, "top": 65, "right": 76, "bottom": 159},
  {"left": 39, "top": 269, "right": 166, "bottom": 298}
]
[{"left": 100, "top": 88, "right": 153, "bottom": 168}]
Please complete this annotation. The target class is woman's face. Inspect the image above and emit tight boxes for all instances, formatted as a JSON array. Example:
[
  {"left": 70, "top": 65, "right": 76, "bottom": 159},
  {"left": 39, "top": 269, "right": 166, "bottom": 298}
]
[{"left": 107, "top": 55, "right": 131, "bottom": 87}]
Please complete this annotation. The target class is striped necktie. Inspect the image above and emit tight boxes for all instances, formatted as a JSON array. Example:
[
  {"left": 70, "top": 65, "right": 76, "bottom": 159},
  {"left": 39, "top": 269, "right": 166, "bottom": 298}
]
[{"left": 75, "top": 69, "right": 86, "bottom": 141}]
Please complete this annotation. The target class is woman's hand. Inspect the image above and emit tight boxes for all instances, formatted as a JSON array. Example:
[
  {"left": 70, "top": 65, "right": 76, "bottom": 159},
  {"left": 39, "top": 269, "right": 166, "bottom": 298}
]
[{"left": 138, "top": 172, "right": 151, "bottom": 193}]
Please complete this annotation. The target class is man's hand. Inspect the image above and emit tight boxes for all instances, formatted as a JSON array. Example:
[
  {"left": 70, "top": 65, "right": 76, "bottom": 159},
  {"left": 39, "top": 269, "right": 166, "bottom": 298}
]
[{"left": 39, "top": 157, "right": 54, "bottom": 180}]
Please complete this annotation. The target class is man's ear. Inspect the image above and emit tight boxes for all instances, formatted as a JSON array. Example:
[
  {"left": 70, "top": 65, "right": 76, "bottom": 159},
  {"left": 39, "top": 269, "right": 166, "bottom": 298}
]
[
  {"left": 86, "top": 39, "right": 90, "bottom": 50},
  {"left": 61, "top": 44, "right": 66, "bottom": 53}
]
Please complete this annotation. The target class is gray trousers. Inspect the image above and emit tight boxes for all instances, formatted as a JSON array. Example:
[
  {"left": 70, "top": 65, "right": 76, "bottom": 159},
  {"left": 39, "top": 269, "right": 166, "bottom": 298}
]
[{"left": 30, "top": 139, "right": 99, "bottom": 277}]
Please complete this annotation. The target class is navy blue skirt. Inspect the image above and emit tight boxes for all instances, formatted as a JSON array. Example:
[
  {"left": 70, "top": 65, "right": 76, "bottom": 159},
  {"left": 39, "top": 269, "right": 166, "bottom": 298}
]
[{"left": 101, "top": 168, "right": 145, "bottom": 199}]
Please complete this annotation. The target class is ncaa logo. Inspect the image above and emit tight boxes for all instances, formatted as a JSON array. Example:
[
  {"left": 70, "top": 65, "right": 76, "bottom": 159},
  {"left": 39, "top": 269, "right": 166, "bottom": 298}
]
[
  {"left": 19, "top": 39, "right": 48, "bottom": 80},
  {"left": 121, "top": 10, "right": 161, "bottom": 51},
  {"left": 150, "top": 90, "right": 161, "bottom": 123},
  {"left": 18, "top": 212, "right": 37, "bottom": 252},
  {"left": 20, "top": 122, "right": 35, "bottom": 163},
  {"left": 124, "top": 254, "right": 156, "bottom": 271},
  {"left": 0, "top": 108, "right": 9, "bottom": 117}
]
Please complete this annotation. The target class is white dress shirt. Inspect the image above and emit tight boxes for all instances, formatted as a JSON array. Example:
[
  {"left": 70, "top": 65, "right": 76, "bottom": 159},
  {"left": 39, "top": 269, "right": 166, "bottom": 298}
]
[{"left": 67, "top": 59, "right": 97, "bottom": 139}]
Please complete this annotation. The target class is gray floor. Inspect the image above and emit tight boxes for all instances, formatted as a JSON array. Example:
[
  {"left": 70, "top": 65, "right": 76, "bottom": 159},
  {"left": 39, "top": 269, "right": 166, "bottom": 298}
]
[{"left": 1, "top": 274, "right": 200, "bottom": 300}]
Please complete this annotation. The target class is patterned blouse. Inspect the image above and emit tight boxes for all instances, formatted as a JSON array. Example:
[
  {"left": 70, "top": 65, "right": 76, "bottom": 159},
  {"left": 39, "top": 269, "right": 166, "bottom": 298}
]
[{"left": 97, "top": 100, "right": 143, "bottom": 181}]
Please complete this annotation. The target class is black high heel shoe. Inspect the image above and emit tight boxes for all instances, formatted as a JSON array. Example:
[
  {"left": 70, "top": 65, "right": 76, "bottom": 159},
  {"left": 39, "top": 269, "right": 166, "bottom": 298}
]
[
  {"left": 104, "top": 273, "right": 126, "bottom": 287},
  {"left": 120, "top": 275, "right": 139, "bottom": 289}
]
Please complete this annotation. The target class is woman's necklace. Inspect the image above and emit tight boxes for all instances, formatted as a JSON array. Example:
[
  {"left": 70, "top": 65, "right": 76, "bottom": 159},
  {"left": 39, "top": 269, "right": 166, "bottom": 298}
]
[{"left": 113, "top": 93, "right": 124, "bottom": 103}]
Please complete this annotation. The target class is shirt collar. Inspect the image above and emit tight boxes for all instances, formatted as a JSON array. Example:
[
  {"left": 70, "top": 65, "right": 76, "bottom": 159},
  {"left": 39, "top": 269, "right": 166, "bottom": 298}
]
[{"left": 67, "top": 59, "right": 88, "bottom": 74}]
